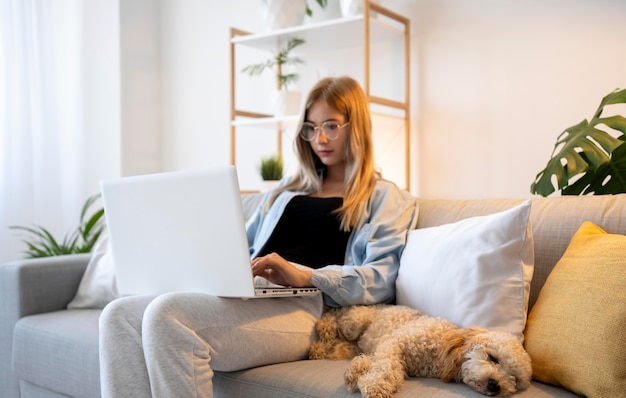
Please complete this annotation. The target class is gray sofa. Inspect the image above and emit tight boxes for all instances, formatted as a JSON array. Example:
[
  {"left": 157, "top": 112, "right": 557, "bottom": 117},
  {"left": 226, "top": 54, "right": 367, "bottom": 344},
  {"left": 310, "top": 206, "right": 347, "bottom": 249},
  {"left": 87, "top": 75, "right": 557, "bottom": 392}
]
[{"left": 2, "top": 194, "right": 625, "bottom": 398}]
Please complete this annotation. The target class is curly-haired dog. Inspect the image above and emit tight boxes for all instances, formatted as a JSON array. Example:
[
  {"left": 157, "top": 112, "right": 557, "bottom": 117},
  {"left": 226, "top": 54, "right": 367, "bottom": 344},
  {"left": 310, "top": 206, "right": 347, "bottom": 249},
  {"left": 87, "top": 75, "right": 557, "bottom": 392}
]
[{"left": 309, "top": 305, "right": 532, "bottom": 398}]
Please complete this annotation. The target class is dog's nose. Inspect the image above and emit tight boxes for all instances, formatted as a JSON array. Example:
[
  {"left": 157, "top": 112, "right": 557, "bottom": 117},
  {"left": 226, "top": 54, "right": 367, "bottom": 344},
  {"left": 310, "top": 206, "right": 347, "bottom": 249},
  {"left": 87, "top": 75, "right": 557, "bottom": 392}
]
[{"left": 487, "top": 379, "right": 500, "bottom": 394}]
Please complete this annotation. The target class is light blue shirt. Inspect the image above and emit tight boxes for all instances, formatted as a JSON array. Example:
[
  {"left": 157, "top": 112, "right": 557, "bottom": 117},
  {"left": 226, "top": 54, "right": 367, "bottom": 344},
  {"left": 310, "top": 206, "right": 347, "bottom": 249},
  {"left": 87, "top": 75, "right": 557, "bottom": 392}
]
[{"left": 245, "top": 179, "right": 418, "bottom": 307}]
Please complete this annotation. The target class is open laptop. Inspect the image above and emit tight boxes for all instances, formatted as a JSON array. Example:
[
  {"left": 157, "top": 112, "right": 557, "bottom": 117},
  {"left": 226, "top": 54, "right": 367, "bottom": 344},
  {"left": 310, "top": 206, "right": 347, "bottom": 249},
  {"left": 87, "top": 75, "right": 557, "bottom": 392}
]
[{"left": 100, "top": 166, "right": 320, "bottom": 298}]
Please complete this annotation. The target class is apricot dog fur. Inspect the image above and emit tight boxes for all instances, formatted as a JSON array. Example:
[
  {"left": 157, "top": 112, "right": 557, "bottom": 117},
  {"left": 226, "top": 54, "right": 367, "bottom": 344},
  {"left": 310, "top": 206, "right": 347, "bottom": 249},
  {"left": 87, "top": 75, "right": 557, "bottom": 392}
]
[{"left": 309, "top": 305, "right": 532, "bottom": 398}]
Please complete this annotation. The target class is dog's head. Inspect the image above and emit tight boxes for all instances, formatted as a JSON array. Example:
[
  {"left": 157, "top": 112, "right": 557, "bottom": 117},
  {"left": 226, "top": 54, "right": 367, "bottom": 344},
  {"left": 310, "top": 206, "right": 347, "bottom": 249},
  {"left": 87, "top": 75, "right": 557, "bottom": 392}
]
[{"left": 438, "top": 328, "right": 532, "bottom": 396}]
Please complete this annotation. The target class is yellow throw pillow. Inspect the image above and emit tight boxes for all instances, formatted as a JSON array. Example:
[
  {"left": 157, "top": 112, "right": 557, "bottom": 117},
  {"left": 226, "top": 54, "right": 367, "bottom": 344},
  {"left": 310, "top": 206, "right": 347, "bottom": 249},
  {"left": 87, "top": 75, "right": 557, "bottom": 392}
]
[{"left": 524, "top": 221, "right": 626, "bottom": 397}]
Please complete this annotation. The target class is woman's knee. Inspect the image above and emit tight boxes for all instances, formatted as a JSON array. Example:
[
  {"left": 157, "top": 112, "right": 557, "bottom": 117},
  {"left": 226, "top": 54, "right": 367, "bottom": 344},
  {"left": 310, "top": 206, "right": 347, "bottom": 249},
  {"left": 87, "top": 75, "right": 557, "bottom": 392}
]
[
  {"left": 142, "top": 292, "right": 210, "bottom": 331},
  {"left": 100, "top": 295, "right": 155, "bottom": 331}
]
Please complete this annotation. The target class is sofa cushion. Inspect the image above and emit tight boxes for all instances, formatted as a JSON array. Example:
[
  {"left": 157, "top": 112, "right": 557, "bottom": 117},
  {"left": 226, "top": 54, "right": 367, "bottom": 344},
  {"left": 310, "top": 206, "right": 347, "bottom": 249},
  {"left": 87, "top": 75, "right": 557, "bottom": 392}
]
[
  {"left": 12, "top": 309, "right": 102, "bottom": 398},
  {"left": 214, "top": 359, "right": 580, "bottom": 397},
  {"left": 524, "top": 221, "right": 626, "bottom": 397},
  {"left": 67, "top": 234, "right": 118, "bottom": 309},
  {"left": 396, "top": 201, "right": 533, "bottom": 341}
]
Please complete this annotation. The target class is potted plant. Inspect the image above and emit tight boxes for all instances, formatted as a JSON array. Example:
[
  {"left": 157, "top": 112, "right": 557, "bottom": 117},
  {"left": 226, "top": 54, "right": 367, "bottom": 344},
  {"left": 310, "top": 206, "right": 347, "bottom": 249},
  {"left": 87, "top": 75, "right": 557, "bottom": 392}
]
[
  {"left": 531, "top": 88, "right": 626, "bottom": 196},
  {"left": 306, "top": 0, "right": 338, "bottom": 23},
  {"left": 10, "top": 194, "right": 105, "bottom": 258},
  {"left": 242, "top": 37, "right": 306, "bottom": 116},
  {"left": 260, "top": 154, "right": 284, "bottom": 191},
  {"left": 259, "top": 0, "right": 328, "bottom": 31}
]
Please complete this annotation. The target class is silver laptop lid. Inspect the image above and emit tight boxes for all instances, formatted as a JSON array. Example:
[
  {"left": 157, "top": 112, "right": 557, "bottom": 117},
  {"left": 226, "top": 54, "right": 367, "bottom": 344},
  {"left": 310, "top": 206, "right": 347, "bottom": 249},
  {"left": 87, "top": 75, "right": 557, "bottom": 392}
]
[{"left": 101, "top": 166, "right": 256, "bottom": 297}]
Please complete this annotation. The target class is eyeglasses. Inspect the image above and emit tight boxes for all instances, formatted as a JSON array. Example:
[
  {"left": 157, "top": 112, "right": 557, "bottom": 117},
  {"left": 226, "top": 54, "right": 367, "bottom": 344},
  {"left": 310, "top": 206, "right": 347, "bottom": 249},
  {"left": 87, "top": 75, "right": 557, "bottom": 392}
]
[{"left": 299, "top": 121, "right": 350, "bottom": 141}]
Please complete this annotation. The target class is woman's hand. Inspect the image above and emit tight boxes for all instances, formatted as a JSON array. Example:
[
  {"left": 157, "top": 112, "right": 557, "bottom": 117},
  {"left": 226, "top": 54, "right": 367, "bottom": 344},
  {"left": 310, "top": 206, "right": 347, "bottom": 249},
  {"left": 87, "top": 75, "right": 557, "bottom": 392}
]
[{"left": 251, "top": 253, "right": 313, "bottom": 288}]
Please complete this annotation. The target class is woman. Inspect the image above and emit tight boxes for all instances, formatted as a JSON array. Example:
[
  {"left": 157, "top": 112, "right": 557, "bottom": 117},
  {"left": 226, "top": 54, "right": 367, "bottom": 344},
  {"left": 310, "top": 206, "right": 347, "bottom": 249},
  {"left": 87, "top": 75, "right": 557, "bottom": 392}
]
[{"left": 99, "top": 76, "right": 417, "bottom": 397}]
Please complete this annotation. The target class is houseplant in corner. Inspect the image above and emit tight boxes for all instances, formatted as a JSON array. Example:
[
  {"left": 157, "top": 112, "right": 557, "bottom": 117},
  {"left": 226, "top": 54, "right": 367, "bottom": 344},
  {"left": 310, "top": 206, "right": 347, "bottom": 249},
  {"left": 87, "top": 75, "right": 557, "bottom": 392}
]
[
  {"left": 260, "top": 154, "right": 284, "bottom": 191},
  {"left": 531, "top": 88, "right": 626, "bottom": 196},
  {"left": 10, "top": 194, "right": 105, "bottom": 258},
  {"left": 242, "top": 37, "right": 306, "bottom": 116}
]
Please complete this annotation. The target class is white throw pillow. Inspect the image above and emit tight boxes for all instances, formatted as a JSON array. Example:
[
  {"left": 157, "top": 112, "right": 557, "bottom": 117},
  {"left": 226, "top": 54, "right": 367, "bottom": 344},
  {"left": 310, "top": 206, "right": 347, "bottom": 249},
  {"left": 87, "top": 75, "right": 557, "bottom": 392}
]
[
  {"left": 67, "top": 233, "right": 119, "bottom": 309},
  {"left": 396, "top": 200, "right": 534, "bottom": 341}
]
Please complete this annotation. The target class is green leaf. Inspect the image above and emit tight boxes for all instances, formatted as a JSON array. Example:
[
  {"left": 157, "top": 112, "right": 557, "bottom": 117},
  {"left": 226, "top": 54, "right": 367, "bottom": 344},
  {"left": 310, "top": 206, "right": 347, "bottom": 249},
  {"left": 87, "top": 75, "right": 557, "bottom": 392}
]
[
  {"left": 80, "top": 208, "right": 105, "bottom": 238},
  {"left": 260, "top": 155, "right": 284, "bottom": 180},
  {"left": 562, "top": 138, "right": 626, "bottom": 195},
  {"left": 9, "top": 193, "right": 106, "bottom": 258},
  {"left": 241, "top": 37, "right": 306, "bottom": 90},
  {"left": 531, "top": 88, "right": 626, "bottom": 196}
]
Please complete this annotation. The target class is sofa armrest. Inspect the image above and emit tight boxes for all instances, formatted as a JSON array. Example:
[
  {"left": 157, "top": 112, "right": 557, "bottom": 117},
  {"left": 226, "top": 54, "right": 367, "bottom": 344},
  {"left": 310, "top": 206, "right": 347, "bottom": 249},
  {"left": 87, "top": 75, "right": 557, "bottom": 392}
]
[
  {"left": 0, "top": 254, "right": 91, "bottom": 316},
  {"left": 0, "top": 253, "right": 91, "bottom": 398}
]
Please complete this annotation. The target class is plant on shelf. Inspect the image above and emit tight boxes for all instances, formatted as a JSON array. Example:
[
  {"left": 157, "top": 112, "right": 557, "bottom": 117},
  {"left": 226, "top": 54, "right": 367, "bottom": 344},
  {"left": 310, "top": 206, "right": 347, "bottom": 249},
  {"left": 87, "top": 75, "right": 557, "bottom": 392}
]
[
  {"left": 306, "top": 0, "right": 328, "bottom": 17},
  {"left": 242, "top": 37, "right": 306, "bottom": 90},
  {"left": 531, "top": 88, "right": 626, "bottom": 197},
  {"left": 260, "top": 154, "right": 284, "bottom": 181},
  {"left": 10, "top": 194, "right": 105, "bottom": 258},
  {"left": 242, "top": 37, "right": 306, "bottom": 116}
]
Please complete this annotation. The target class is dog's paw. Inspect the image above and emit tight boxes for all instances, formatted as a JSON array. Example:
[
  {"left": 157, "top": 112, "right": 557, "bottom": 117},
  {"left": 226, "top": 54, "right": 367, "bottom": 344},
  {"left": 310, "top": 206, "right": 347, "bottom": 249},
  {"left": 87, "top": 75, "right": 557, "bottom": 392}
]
[
  {"left": 330, "top": 341, "right": 360, "bottom": 360},
  {"left": 344, "top": 354, "right": 372, "bottom": 390},
  {"left": 359, "top": 383, "right": 396, "bottom": 398},
  {"left": 309, "top": 340, "right": 359, "bottom": 360},
  {"left": 308, "top": 341, "right": 333, "bottom": 359},
  {"left": 315, "top": 314, "right": 340, "bottom": 341}
]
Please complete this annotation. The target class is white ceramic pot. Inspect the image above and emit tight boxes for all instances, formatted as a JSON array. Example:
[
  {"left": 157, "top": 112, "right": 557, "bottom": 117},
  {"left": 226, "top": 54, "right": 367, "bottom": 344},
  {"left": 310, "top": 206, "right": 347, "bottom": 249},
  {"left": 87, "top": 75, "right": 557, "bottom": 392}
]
[
  {"left": 272, "top": 90, "right": 301, "bottom": 117},
  {"left": 339, "top": 0, "right": 361, "bottom": 17},
  {"left": 339, "top": 0, "right": 376, "bottom": 17},
  {"left": 259, "top": 0, "right": 307, "bottom": 31},
  {"left": 305, "top": 0, "right": 342, "bottom": 24},
  {"left": 262, "top": 180, "right": 280, "bottom": 192}
]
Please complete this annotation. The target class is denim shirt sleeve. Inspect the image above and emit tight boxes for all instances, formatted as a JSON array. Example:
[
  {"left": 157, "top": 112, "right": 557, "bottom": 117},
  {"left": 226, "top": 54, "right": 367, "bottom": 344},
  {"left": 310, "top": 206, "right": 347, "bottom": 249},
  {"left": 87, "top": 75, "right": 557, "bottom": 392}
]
[{"left": 309, "top": 180, "right": 418, "bottom": 306}]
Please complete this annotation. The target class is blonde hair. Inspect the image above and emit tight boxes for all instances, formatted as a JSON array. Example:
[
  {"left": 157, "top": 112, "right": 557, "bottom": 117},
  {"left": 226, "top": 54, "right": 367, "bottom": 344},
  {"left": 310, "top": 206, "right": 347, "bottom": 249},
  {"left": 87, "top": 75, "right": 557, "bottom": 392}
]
[{"left": 264, "top": 76, "right": 379, "bottom": 231}]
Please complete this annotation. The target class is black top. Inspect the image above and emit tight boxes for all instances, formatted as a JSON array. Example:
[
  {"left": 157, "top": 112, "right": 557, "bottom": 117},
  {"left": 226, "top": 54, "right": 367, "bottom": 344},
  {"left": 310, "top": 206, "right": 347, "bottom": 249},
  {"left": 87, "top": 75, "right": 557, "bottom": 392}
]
[{"left": 257, "top": 196, "right": 351, "bottom": 269}]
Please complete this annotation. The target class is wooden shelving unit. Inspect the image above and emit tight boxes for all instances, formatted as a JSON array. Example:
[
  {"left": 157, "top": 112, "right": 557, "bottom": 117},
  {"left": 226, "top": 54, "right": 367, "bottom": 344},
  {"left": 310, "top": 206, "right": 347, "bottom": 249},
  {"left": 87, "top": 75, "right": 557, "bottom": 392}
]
[{"left": 230, "top": 1, "right": 410, "bottom": 189}]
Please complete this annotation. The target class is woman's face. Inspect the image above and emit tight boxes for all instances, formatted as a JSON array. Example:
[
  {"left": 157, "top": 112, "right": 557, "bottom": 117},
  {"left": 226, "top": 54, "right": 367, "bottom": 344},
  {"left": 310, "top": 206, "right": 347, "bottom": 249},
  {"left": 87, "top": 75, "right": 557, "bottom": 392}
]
[{"left": 305, "top": 100, "right": 349, "bottom": 173}]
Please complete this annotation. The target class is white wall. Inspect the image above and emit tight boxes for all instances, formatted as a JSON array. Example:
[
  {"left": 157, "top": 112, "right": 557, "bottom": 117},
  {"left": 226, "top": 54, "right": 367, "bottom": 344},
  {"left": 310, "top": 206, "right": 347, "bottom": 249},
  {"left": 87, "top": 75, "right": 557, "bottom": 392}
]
[
  {"left": 115, "top": 0, "right": 626, "bottom": 198},
  {"left": 120, "top": 0, "right": 162, "bottom": 176},
  {"left": 158, "top": 0, "right": 264, "bottom": 174},
  {"left": 83, "top": 0, "right": 120, "bottom": 193},
  {"left": 408, "top": 0, "right": 626, "bottom": 198}
]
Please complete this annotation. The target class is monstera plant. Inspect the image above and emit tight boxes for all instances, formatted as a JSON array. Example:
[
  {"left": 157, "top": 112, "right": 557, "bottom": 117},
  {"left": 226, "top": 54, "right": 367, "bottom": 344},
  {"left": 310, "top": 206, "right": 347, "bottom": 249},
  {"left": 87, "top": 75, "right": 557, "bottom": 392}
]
[{"left": 531, "top": 88, "right": 626, "bottom": 197}]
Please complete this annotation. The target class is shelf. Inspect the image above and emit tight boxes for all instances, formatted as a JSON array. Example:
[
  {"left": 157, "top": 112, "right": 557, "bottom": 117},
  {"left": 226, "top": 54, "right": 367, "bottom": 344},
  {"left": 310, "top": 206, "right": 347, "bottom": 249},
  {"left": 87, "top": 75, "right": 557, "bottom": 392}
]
[
  {"left": 231, "top": 15, "right": 405, "bottom": 55},
  {"left": 232, "top": 115, "right": 299, "bottom": 130},
  {"left": 229, "top": 1, "right": 411, "bottom": 190},
  {"left": 231, "top": 112, "right": 404, "bottom": 129}
]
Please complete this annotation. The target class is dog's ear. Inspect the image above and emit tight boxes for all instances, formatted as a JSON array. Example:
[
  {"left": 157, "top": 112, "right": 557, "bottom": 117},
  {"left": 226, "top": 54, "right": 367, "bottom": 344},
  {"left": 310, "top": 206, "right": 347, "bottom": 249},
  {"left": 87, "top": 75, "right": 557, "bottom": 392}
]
[
  {"left": 437, "top": 329, "right": 467, "bottom": 382},
  {"left": 438, "top": 327, "right": 485, "bottom": 382}
]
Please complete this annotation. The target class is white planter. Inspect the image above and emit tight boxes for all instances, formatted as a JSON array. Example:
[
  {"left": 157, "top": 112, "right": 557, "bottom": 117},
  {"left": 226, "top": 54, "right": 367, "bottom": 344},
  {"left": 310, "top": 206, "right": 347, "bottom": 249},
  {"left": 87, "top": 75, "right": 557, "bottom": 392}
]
[
  {"left": 272, "top": 90, "right": 301, "bottom": 117},
  {"left": 339, "top": 0, "right": 362, "bottom": 17},
  {"left": 339, "top": 0, "right": 376, "bottom": 17},
  {"left": 305, "top": 0, "right": 342, "bottom": 24},
  {"left": 259, "top": 0, "right": 307, "bottom": 32},
  {"left": 262, "top": 180, "right": 280, "bottom": 192}
]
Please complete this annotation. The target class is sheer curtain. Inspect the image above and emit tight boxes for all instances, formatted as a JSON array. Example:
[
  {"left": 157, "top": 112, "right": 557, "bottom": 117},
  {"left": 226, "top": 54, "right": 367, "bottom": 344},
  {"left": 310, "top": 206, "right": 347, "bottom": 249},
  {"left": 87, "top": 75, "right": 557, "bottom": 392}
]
[{"left": 0, "top": 0, "right": 85, "bottom": 263}]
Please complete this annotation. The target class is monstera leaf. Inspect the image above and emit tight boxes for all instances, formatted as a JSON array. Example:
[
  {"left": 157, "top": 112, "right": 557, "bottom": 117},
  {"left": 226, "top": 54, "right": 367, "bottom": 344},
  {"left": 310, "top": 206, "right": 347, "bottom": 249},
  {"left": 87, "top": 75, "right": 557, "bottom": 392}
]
[{"left": 531, "top": 88, "right": 626, "bottom": 196}]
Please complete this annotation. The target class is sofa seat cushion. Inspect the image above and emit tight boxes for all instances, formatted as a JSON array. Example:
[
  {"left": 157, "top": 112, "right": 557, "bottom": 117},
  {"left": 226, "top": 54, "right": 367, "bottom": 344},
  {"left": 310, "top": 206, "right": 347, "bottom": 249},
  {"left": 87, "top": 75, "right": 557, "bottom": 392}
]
[
  {"left": 13, "top": 309, "right": 102, "bottom": 398},
  {"left": 214, "top": 359, "right": 580, "bottom": 398}
]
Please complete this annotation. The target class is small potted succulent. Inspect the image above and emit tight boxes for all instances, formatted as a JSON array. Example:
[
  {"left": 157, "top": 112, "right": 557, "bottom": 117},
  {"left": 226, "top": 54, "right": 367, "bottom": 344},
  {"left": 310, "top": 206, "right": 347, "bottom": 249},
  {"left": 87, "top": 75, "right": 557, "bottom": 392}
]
[
  {"left": 242, "top": 37, "right": 305, "bottom": 116},
  {"left": 259, "top": 154, "right": 284, "bottom": 191}
]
